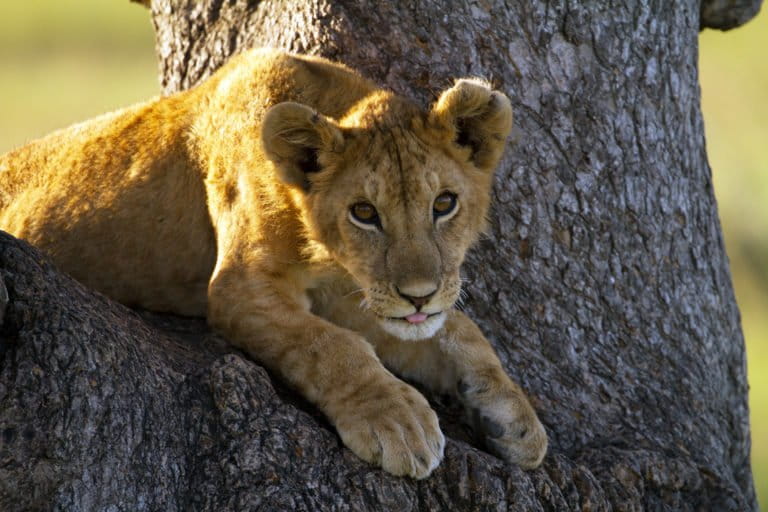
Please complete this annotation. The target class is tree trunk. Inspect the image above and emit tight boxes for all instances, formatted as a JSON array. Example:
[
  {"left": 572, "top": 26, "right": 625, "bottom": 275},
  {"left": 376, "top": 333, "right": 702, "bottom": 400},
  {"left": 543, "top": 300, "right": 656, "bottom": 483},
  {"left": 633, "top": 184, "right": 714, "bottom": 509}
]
[{"left": 0, "top": 0, "right": 760, "bottom": 510}]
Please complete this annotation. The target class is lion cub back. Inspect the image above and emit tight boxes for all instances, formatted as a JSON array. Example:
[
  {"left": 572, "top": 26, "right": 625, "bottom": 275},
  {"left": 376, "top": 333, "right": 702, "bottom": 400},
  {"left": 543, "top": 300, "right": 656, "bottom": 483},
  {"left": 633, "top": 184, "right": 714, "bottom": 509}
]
[
  {"left": 0, "top": 83, "right": 216, "bottom": 316},
  {"left": 0, "top": 49, "right": 382, "bottom": 317}
]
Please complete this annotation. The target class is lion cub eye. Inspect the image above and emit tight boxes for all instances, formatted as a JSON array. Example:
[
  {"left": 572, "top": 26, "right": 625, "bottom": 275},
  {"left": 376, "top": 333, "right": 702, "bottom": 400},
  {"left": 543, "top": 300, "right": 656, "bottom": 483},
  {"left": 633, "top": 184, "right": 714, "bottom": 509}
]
[
  {"left": 349, "top": 202, "right": 381, "bottom": 230},
  {"left": 433, "top": 191, "right": 458, "bottom": 222}
]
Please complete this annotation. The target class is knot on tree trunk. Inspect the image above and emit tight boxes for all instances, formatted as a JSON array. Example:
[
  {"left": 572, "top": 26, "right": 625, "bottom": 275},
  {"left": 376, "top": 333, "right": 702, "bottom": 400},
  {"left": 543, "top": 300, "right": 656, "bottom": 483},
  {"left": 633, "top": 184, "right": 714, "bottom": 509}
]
[{"left": 700, "top": 0, "right": 763, "bottom": 30}]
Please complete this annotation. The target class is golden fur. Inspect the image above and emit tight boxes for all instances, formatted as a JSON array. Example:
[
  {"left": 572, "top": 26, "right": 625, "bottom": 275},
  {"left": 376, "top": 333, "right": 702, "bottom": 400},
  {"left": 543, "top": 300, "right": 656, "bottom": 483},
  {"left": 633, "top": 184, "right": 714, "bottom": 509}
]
[{"left": 0, "top": 49, "right": 546, "bottom": 478}]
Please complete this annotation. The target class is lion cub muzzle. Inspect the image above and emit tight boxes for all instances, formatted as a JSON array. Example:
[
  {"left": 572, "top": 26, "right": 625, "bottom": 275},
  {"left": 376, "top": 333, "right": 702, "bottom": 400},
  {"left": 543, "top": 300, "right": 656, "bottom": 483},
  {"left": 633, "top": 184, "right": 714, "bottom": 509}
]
[{"left": 376, "top": 276, "right": 449, "bottom": 341}]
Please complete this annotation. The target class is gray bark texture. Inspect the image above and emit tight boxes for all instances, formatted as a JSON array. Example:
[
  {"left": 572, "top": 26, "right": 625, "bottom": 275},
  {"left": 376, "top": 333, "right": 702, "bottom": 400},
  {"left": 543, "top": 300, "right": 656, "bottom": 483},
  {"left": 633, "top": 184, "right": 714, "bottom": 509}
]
[{"left": 1, "top": 0, "right": 762, "bottom": 510}]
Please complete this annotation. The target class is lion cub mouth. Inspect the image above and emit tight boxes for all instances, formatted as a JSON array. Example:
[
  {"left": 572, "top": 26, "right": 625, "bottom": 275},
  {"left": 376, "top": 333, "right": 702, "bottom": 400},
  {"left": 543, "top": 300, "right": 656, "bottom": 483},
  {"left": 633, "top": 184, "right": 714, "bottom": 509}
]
[
  {"left": 380, "top": 311, "right": 447, "bottom": 341},
  {"left": 390, "top": 311, "right": 442, "bottom": 325}
]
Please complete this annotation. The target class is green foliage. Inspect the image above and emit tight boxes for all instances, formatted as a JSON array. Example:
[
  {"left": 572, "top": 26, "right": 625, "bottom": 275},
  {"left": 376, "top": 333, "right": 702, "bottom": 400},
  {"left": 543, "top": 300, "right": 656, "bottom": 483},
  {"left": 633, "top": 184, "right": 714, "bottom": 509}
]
[{"left": 0, "top": 2, "right": 764, "bottom": 506}]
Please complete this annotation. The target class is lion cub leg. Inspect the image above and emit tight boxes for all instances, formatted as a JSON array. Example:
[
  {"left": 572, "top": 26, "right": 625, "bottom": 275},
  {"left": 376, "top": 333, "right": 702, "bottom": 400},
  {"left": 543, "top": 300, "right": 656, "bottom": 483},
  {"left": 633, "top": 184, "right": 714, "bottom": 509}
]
[
  {"left": 373, "top": 310, "right": 547, "bottom": 469},
  {"left": 207, "top": 265, "right": 445, "bottom": 479}
]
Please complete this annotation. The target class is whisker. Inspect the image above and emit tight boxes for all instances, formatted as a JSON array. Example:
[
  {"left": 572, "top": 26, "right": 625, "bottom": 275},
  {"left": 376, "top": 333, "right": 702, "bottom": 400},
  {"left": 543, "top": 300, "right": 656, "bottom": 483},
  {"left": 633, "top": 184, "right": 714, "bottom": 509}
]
[{"left": 343, "top": 288, "right": 364, "bottom": 298}]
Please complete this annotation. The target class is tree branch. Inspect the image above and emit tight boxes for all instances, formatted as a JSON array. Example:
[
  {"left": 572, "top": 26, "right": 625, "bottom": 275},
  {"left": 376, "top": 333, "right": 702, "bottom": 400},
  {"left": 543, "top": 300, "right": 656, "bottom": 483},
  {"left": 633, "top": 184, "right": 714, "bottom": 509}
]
[{"left": 0, "top": 231, "right": 752, "bottom": 510}]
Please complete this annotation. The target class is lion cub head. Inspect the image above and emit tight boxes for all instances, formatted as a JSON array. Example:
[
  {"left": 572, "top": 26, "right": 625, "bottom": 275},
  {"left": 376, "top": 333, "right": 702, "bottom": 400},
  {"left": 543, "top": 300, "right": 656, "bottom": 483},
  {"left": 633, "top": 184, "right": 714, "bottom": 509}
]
[{"left": 262, "top": 79, "right": 512, "bottom": 341}]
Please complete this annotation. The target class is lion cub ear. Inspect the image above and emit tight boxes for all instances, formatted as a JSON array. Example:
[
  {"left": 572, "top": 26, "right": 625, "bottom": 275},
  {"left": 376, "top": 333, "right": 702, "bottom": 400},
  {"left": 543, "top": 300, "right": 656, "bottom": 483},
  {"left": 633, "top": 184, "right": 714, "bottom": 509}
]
[
  {"left": 429, "top": 79, "right": 513, "bottom": 171},
  {"left": 262, "top": 102, "right": 344, "bottom": 190}
]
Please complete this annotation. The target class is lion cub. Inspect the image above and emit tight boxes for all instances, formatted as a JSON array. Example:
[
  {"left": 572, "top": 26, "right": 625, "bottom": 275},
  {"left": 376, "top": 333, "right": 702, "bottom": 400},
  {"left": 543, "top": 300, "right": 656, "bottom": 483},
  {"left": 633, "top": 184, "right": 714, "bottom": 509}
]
[{"left": 0, "top": 49, "right": 546, "bottom": 478}]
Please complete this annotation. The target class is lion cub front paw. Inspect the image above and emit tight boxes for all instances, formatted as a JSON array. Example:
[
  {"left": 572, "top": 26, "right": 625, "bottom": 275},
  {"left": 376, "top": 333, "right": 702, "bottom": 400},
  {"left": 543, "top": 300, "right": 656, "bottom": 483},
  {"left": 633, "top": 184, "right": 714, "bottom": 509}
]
[
  {"left": 332, "top": 378, "right": 445, "bottom": 479},
  {"left": 458, "top": 375, "right": 547, "bottom": 469}
]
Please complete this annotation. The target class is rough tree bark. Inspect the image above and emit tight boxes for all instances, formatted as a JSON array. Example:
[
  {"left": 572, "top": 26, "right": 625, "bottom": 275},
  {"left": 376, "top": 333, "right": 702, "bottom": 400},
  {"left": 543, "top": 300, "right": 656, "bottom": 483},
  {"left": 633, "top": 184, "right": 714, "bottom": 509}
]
[{"left": 0, "top": 0, "right": 761, "bottom": 510}]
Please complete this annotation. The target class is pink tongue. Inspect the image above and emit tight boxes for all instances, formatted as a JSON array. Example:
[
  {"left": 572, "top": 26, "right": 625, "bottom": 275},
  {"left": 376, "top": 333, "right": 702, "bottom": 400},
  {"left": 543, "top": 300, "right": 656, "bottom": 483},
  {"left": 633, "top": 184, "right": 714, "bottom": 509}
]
[{"left": 405, "top": 312, "right": 428, "bottom": 324}]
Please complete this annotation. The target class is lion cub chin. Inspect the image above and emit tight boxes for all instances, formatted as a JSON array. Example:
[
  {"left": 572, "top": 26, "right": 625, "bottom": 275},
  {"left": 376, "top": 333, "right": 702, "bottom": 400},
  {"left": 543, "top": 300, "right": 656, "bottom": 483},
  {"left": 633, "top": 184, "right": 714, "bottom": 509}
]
[{"left": 0, "top": 48, "right": 547, "bottom": 479}]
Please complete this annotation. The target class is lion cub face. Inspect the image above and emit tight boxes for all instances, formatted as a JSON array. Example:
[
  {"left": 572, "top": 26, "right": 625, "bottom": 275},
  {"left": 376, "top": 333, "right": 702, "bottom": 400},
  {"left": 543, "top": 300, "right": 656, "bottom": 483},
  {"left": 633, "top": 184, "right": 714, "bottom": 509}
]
[
  {"left": 314, "top": 130, "right": 483, "bottom": 341},
  {"left": 263, "top": 80, "right": 513, "bottom": 340}
]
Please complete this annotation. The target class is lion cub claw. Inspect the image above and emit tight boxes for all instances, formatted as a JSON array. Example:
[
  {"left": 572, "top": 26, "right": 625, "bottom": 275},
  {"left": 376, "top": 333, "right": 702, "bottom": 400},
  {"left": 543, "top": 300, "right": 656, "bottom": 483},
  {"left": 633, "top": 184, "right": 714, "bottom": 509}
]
[
  {"left": 333, "top": 378, "right": 445, "bottom": 479},
  {"left": 458, "top": 376, "right": 547, "bottom": 469}
]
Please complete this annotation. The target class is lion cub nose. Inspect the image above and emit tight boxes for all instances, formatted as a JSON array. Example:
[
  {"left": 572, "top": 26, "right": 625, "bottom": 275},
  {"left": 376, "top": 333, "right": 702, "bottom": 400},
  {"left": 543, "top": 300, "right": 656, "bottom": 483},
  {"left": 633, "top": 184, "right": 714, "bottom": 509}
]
[{"left": 396, "top": 281, "right": 438, "bottom": 310}]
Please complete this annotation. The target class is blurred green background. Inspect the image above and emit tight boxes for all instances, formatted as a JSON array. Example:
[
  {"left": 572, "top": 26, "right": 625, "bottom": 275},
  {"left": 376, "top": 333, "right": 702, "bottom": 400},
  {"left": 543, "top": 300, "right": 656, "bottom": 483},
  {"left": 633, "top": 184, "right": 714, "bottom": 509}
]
[
  {"left": 701, "top": 10, "right": 768, "bottom": 508},
  {"left": 0, "top": 1, "right": 764, "bottom": 506},
  {"left": 0, "top": 1, "right": 158, "bottom": 147}
]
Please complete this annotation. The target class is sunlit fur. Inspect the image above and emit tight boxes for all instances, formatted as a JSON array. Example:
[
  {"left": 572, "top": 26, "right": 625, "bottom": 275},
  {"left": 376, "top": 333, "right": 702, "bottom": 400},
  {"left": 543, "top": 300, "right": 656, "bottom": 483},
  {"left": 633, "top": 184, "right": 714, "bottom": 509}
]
[{"left": 0, "top": 49, "right": 546, "bottom": 478}]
